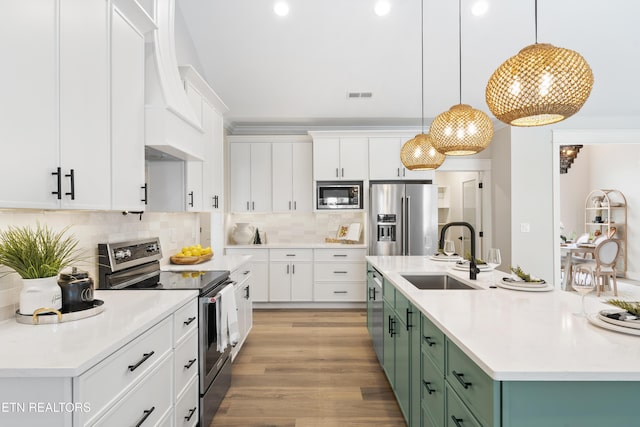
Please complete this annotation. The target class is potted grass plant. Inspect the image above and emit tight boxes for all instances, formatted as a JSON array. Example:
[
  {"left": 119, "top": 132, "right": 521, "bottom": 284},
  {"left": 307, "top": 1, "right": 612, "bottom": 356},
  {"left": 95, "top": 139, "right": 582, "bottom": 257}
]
[{"left": 0, "top": 223, "right": 83, "bottom": 315}]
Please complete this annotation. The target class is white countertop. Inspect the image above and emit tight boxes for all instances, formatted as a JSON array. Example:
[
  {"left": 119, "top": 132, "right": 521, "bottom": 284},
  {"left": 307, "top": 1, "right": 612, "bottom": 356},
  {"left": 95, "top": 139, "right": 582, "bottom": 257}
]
[
  {"left": 366, "top": 255, "right": 640, "bottom": 381},
  {"left": 0, "top": 290, "right": 197, "bottom": 378},
  {"left": 226, "top": 243, "right": 367, "bottom": 249},
  {"left": 161, "top": 254, "right": 252, "bottom": 272}
]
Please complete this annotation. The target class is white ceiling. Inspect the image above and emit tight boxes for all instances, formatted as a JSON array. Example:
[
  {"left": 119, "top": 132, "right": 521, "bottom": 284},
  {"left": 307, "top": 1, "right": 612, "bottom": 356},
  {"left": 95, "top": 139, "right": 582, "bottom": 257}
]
[{"left": 178, "top": 0, "right": 640, "bottom": 132}]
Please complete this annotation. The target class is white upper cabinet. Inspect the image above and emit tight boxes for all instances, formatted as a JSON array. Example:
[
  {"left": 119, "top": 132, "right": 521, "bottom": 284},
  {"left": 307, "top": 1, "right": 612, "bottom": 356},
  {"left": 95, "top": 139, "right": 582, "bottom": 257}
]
[
  {"left": 369, "top": 137, "right": 435, "bottom": 181},
  {"left": 312, "top": 137, "right": 368, "bottom": 181},
  {"left": 229, "top": 142, "right": 272, "bottom": 212},
  {"left": 186, "top": 161, "right": 203, "bottom": 211},
  {"left": 0, "top": 0, "right": 154, "bottom": 210},
  {"left": 111, "top": 4, "right": 149, "bottom": 211},
  {"left": 272, "top": 140, "right": 313, "bottom": 213}
]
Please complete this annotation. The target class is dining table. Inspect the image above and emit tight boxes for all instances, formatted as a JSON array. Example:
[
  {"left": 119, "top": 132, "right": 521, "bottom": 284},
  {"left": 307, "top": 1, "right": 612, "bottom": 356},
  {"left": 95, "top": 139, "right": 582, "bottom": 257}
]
[{"left": 560, "top": 242, "right": 596, "bottom": 290}]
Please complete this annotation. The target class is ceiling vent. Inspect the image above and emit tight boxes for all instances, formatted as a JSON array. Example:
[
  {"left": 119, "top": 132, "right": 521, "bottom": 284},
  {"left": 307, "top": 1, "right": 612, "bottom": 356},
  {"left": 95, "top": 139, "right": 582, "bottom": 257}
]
[{"left": 347, "top": 92, "right": 373, "bottom": 99}]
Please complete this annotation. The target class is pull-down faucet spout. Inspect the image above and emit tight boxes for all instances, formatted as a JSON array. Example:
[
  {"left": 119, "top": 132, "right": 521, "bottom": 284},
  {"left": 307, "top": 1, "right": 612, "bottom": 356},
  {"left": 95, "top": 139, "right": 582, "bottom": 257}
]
[{"left": 439, "top": 222, "right": 480, "bottom": 280}]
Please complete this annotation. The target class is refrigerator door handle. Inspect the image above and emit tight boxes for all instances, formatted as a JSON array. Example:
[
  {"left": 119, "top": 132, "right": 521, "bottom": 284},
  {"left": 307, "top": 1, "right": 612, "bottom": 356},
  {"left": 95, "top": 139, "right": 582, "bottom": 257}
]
[
  {"left": 400, "top": 196, "right": 405, "bottom": 255},
  {"left": 406, "top": 195, "right": 411, "bottom": 255}
]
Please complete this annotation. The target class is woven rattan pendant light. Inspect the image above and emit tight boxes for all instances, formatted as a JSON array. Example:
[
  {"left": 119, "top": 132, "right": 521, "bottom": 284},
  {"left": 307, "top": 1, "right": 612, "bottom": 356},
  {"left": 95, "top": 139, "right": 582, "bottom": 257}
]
[
  {"left": 430, "top": 0, "right": 493, "bottom": 156},
  {"left": 400, "top": 0, "right": 445, "bottom": 170},
  {"left": 485, "top": 0, "right": 594, "bottom": 126}
]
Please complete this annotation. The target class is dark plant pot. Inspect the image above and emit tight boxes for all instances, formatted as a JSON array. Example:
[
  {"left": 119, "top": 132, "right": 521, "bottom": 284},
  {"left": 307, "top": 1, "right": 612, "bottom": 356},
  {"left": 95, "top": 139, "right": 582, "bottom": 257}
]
[{"left": 58, "top": 268, "right": 94, "bottom": 313}]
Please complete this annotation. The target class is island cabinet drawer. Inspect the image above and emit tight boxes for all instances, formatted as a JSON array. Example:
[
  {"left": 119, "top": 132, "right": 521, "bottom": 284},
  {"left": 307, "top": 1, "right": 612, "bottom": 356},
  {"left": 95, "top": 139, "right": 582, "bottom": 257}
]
[
  {"left": 92, "top": 352, "right": 173, "bottom": 427},
  {"left": 422, "top": 348, "right": 445, "bottom": 427},
  {"left": 175, "top": 376, "right": 199, "bottom": 427},
  {"left": 314, "top": 262, "right": 365, "bottom": 282},
  {"left": 446, "top": 383, "right": 482, "bottom": 427},
  {"left": 76, "top": 316, "right": 173, "bottom": 424},
  {"left": 313, "top": 282, "right": 365, "bottom": 301},
  {"left": 446, "top": 340, "right": 500, "bottom": 427},
  {"left": 314, "top": 248, "right": 366, "bottom": 262},
  {"left": 174, "top": 330, "right": 198, "bottom": 398},
  {"left": 422, "top": 314, "right": 445, "bottom": 371},
  {"left": 174, "top": 298, "right": 198, "bottom": 345},
  {"left": 270, "top": 248, "right": 313, "bottom": 262}
]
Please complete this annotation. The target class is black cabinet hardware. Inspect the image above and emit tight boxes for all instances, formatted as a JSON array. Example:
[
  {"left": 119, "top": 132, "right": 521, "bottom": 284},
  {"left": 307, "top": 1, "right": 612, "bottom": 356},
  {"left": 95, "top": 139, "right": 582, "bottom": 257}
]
[
  {"left": 406, "top": 308, "right": 413, "bottom": 330},
  {"left": 185, "top": 407, "right": 197, "bottom": 421},
  {"left": 183, "top": 316, "right": 196, "bottom": 326},
  {"left": 188, "top": 191, "right": 194, "bottom": 207},
  {"left": 333, "top": 254, "right": 347, "bottom": 257},
  {"left": 333, "top": 290, "right": 347, "bottom": 294},
  {"left": 65, "top": 169, "right": 75, "bottom": 200},
  {"left": 452, "top": 370, "right": 472, "bottom": 389},
  {"left": 184, "top": 358, "right": 197, "bottom": 369},
  {"left": 128, "top": 351, "right": 155, "bottom": 372},
  {"left": 141, "top": 183, "right": 148, "bottom": 204},
  {"left": 424, "top": 336, "right": 436, "bottom": 347},
  {"left": 451, "top": 415, "right": 464, "bottom": 427},
  {"left": 134, "top": 406, "right": 155, "bottom": 427},
  {"left": 52, "top": 167, "right": 62, "bottom": 199},
  {"left": 423, "top": 381, "right": 435, "bottom": 395}
]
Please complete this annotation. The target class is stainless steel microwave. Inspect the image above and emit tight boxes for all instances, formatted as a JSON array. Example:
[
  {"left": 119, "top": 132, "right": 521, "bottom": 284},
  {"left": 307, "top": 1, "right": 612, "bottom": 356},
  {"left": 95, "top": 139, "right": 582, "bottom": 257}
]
[{"left": 317, "top": 181, "right": 363, "bottom": 210}]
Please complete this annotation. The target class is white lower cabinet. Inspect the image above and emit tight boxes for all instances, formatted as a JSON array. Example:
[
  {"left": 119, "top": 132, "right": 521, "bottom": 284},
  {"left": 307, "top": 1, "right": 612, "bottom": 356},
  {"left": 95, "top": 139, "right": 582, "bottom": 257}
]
[
  {"left": 225, "top": 248, "right": 269, "bottom": 302},
  {"left": 269, "top": 249, "right": 313, "bottom": 301},
  {"left": 175, "top": 376, "right": 199, "bottom": 427},
  {"left": 313, "top": 248, "right": 366, "bottom": 302},
  {"left": 231, "top": 262, "right": 253, "bottom": 360}
]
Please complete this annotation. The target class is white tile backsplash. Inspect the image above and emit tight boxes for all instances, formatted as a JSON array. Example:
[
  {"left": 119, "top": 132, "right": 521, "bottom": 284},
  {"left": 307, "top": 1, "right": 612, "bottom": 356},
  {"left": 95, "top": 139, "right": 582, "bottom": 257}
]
[
  {"left": 0, "top": 210, "right": 200, "bottom": 321},
  {"left": 227, "top": 211, "right": 366, "bottom": 244}
]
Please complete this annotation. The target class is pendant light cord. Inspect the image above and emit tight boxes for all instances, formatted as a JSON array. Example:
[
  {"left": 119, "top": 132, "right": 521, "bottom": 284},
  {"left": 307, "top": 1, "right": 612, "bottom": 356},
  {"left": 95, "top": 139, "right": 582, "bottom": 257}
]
[
  {"left": 534, "top": 0, "right": 538, "bottom": 43},
  {"left": 458, "top": 0, "right": 462, "bottom": 104},
  {"left": 420, "top": 0, "right": 425, "bottom": 134}
]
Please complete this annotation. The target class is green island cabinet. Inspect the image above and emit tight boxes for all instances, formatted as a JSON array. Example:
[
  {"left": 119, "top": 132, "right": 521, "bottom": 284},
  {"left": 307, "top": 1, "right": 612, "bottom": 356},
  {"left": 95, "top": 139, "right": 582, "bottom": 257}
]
[{"left": 367, "top": 263, "right": 640, "bottom": 427}]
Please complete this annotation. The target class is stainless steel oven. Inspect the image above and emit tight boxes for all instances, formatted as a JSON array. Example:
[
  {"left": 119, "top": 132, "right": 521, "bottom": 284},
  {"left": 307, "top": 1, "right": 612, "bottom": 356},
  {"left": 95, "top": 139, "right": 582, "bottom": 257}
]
[{"left": 98, "top": 238, "right": 233, "bottom": 427}]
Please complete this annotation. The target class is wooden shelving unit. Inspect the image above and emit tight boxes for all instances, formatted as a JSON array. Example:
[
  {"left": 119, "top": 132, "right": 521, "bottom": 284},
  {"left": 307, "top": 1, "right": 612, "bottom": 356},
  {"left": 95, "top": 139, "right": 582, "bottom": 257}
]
[{"left": 584, "top": 189, "right": 627, "bottom": 277}]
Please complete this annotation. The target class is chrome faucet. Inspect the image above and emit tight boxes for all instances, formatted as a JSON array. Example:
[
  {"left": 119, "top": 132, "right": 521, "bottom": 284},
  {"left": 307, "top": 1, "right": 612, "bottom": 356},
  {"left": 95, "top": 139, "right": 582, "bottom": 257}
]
[{"left": 439, "top": 221, "right": 480, "bottom": 280}]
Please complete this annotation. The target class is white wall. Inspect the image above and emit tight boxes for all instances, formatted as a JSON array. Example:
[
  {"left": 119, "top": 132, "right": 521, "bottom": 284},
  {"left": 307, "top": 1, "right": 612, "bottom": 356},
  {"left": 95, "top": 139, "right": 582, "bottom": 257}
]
[
  {"left": 510, "top": 115, "right": 640, "bottom": 286},
  {"left": 174, "top": 3, "right": 205, "bottom": 74},
  {"left": 491, "top": 126, "right": 512, "bottom": 270}
]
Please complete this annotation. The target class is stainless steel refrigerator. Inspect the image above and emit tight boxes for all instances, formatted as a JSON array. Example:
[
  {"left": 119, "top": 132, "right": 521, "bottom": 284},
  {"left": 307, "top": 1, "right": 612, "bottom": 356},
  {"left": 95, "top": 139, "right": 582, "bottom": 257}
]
[{"left": 369, "top": 182, "right": 438, "bottom": 256}]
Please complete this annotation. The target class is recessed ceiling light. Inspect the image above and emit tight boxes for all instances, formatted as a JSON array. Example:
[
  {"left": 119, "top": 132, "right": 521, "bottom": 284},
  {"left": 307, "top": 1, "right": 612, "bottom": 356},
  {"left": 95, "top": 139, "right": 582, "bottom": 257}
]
[
  {"left": 274, "top": 1, "right": 289, "bottom": 17},
  {"left": 374, "top": 1, "right": 391, "bottom": 17},
  {"left": 471, "top": 1, "right": 489, "bottom": 16}
]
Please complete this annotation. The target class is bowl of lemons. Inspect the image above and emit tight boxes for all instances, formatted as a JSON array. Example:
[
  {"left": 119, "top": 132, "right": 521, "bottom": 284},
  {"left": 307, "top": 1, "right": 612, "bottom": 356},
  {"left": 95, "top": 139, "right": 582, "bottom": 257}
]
[{"left": 170, "top": 244, "right": 213, "bottom": 264}]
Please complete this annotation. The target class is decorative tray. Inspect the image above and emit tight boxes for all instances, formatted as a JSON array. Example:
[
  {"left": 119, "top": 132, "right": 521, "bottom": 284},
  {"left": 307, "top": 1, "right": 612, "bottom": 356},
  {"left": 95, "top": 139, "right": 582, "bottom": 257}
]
[
  {"left": 597, "top": 310, "right": 640, "bottom": 330},
  {"left": 170, "top": 253, "right": 213, "bottom": 265},
  {"left": 587, "top": 313, "right": 640, "bottom": 336},
  {"left": 16, "top": 300, "right": 105, "bottom": 325},
  {"left": 429, "top": 254, "right": 462, "bottom": 262}
]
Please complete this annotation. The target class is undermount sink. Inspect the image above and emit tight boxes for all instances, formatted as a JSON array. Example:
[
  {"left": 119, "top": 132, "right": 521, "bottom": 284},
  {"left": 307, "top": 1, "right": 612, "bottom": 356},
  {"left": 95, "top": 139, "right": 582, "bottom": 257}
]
[{"left": 401, "top": 274, "right": 479, "bottom": 290}]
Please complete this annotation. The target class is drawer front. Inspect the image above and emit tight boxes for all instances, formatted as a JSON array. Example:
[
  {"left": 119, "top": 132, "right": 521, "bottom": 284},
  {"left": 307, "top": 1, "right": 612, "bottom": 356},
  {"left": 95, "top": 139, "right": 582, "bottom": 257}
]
[
  {"left": 313, "top": 282, "right": 365, "bottom": 301},
  {"left": 78, "top": 316, "right": 173, "bottom": 424},
  {"left": 226, "top": 248, "right": 269, "bottom": 262},
  {"left": 92, "top": 353, "right": 173, "bottom": 427},
  {"left": 422, "top": 314, "right": 445, "bottom": 372},
  {"left": 447, "top": 340, "right": 497, "bottom": 427},
  {"left": 175, "top": 376, "right": 199, "bottom": 427},
  {"left": 230, "top": 267, "right": 252, "bottom": 286},
  {"left": 446, "top": 383, "right": 482, "bottom": 427},
  {"left": 174, "top": 330, "right": 199, "bottom": 397},
  {"left": 314, "top": 262, "right": 365, "bottom": 282},
  {"left": 422, "top": 348, "right": 445, "bottom": 427},
  {"left": 314, "top": 248, "right": 366, "bottom": 262},
  {"left": 174, "top": 298, "right": 198, "bottom": 345},
  {"left": 270, "top": 248, "right": 313, "bottom": 262}
]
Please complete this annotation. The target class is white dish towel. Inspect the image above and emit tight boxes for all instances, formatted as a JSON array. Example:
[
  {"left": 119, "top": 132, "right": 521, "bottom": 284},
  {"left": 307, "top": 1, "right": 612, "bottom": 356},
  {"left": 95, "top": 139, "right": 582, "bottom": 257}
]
[{"left": 216, "top": 285, "right": 240, "bottom": 352}]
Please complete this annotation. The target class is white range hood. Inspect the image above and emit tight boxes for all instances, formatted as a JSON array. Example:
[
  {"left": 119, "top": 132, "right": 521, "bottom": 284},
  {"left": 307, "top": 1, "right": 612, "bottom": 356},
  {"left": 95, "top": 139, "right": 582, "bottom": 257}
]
[{"left": 144, "top": 0, "right": 204, "bottom": 161}]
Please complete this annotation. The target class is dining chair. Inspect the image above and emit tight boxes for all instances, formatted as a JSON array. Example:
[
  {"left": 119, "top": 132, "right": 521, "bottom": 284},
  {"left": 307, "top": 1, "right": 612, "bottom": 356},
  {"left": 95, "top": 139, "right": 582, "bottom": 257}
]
[{"left": 579, "top": 239, "right": 620, "bottom": 297}]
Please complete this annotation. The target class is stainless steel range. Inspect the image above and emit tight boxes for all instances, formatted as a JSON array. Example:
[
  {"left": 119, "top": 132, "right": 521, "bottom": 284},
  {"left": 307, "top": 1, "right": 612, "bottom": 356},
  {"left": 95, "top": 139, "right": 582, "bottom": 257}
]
[{"left": 98, "top": 238, "right": 232, "bottom": 427}]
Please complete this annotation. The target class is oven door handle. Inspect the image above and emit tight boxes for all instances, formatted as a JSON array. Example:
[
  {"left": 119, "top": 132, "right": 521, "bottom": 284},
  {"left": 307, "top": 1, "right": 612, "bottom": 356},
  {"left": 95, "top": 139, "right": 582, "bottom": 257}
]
[
  {"left": 201, "top": 281, "right": 236, "bottom": 303},
  {"left": 108, "top": 271, "right": 160, "bottom": 290}
]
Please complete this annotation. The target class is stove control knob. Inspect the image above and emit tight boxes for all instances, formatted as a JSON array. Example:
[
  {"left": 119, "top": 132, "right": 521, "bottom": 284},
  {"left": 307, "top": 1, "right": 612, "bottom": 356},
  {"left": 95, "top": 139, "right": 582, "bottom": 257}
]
[
  {"left": 146, "top": 244, "right": 158, "bottom": 252},
  {"left": 124, "top": 249, "right": 132, "bottom": 258},
  {"left": 114, "top": 250, "right": 125, "bottom": 260}
]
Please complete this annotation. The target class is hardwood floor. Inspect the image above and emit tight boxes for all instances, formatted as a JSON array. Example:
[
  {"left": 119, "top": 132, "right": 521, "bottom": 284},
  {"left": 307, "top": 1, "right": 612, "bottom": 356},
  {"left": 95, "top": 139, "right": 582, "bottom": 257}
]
[{"left": 210, "top": 309, "right": 406, "bottom": 427}]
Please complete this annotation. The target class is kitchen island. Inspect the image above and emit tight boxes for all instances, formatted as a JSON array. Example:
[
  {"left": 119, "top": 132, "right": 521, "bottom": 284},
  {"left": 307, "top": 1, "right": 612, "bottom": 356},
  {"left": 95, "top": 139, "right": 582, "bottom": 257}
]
[
  {"left": 367, "top": 255, "right": 640, "bottom": 427},
  {"left": 0, "top": 289, "right": 197, "bottom": 426}
]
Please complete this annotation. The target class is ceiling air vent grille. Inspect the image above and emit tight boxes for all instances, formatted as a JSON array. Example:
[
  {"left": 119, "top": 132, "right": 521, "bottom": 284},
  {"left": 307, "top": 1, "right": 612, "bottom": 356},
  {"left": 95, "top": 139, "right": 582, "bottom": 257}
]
[{"left": 347, "top": 92, "right": 373, "bottom": 99}]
